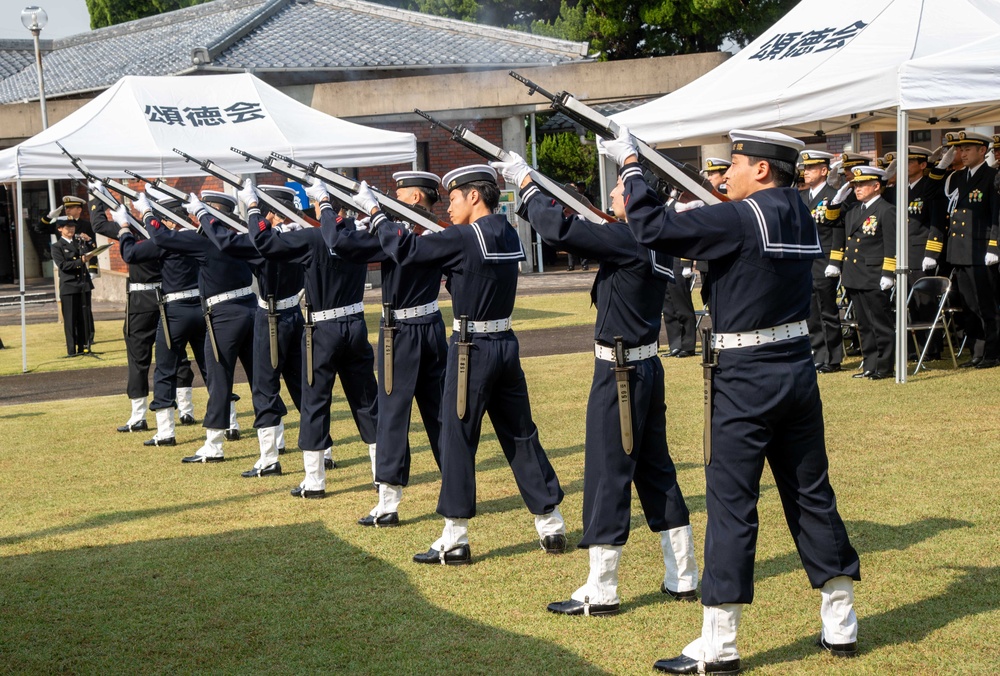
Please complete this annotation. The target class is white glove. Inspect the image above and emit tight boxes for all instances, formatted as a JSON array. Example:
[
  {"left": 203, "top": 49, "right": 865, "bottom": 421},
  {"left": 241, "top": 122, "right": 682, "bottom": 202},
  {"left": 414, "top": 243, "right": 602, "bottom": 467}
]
[
  {"left": 826, "top": 161, "right": 843, "bottom": 188},
  {"left": 111, "top": 204, "right": 130, "bottom": 226},
  {"left": 304, "top": 178, "right": 329, "bottom": 204},
  {"left": 489, "top": 151, "right": 531, "bottom": 187},
  {"left": 922, "top": 256, "right": 937, "bottom": 272},
  {"left": 884, "top": 159, "right": 897, "bottom": 182},
  {"left": 238, "top": 179, "right": 259, "bottom": 208},
  {"left": 831, "top": 182, "right": 853, "bottom": 206},
  {"left": 936, "top": 147, "right": 955, "bottom": 170},
  {"left": 986, "top": 152, "right": 998, "bottom": 169},
  {"left": 87, "top": 180, "right": 111, "bottom": 199},
  {"left": 351, "top": 181, "right": 379, "bottom": 215},
  {"left": 880, "top": 276, "right": 894, "bottom": 291},
  {"left": 681, "top": 266, "right": 693, "bottom": 279},
  {"left": 355, "top": 217, "right": 370, "bottom": 231},
  {"left": 145, "top": 184, "right": 170, "bottom": 202},
  {"left": 184, "top": 192, "right": 206, "bottom": 217},
  {"left": 46, "top": 204, "right": 64, "bottom": 220},
  {"left": 597, "top": 126, "right": 638, "bottom": 166},
  {"left": 824, "top": 264, "right": 840, "bottom": 278},
  {"left": 134, "top": 192, "right": 153, "bottom": 216},
  {"left": 674, "top": 200, "right": 705, "bottom": 213},
  {"left": 986, "top": 252, "right": 999, "bottom": 266}
]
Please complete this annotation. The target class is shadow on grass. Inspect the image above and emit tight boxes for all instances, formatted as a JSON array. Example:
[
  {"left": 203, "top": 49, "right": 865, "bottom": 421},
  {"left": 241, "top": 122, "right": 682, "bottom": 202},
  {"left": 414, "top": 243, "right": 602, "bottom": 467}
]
[
  {"left": 0, "top": 411, "right": 45, "bottom": 420},
  {"left": 0, "top": 523, "right": 607, "bottom": 673},
  {"left": 744, "top": 565, "right": 1000, "bottom": 670}
]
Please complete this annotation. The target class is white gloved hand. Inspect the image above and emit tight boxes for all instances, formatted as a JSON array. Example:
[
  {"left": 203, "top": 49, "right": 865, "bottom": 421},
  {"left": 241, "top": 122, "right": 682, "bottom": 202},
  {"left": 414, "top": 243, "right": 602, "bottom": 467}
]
[
  {"left": 111, "top": 204, "right": 130, "bottom": 226},
  {"left": 87, "top": 179, "right": 111, "bottom": 200},
  {"left": 922, "top": 256, "right": 937, "bottom": 272},
  {"left": 184, "top": 193, "right": 206, "bottom": 217},
  {"left": 831, "top": 182, "right": 853, "bottom": 206},
  {"left": 986, "top": 152, "right": 998, "bottom": 169},
  {"left": 986, "top": 252, "right": 999, "bottom": 266},
  {"left": 351, "top": 181, "right": 380, "bottom": 215},
  {"left": 305, "top": 178, "right": 329, "bottom": 204},
  {"left": 237, "top": 179, "right": 259, "bottom": 208},
  {"left": 884, "top": 159, "right": 897, "bottom": 182},
  {"left": 489, "top": 151, "right": 531, "bottom": 187},
  {"left": 674, "top": 200, "right": 706, "bottom": 213},
  {"left": 681, "top": 266, "right": 693, "bottom": 279},
  {"left": 880, "top": 275, "right": 894, "bottom": 291},
  {"left": 597, "top": 126, "right": 638, "bottom": 166},
  {"left": 46, "top": 204, "right": 64, "bottom": 220},
  {"left": 824, "top": 264, "right": 841, "bottom": 278},
  {"left": 134, "top": 192, "right": 153, "bottom": 216},
  {"left": 356, "top": 217, "right": 370, "bottom": 231},
  {"left": 936, "top": 147, "right": 955, "bottom": 170}
]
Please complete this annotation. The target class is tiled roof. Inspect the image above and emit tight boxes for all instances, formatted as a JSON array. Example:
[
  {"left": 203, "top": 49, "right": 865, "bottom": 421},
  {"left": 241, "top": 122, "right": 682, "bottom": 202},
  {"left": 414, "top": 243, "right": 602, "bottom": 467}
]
[
  {"left": 0, "top": 0, "right": 590, "bottom": 104},
  {"left": 0, "top": 41, "right": 36, "bottom": 80}
]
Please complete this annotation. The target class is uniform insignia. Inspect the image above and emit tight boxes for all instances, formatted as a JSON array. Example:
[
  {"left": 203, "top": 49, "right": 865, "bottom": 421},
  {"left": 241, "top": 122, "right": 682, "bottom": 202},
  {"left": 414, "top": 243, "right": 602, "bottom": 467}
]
[
  {"left": 908, "top": 198, "right": 923, "bottom": 215},
  {"left": 969, "top": 189, "right": 983, "bottom": 203},
  {"left": 813, "top": 200, "right": 827, "bottom": 222},
  {"left": 862, "top": 215, "right": 878, "bottom": 236}
]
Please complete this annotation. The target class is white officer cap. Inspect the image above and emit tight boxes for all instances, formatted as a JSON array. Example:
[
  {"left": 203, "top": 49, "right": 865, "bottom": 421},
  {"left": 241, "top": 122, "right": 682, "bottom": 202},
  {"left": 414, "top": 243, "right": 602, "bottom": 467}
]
[
  {"left": 200, "top": 190, "right": 237, "bottom": 211},
  {"left": 392, "top": 171, "right": 441, "bottom": 190},
  {"left": 703, "top": 157, "right": 731, "bottom": 173},
  {"left": 908, "top": 146, "right": 933, "bottom": 162},
  {"left": 62, "top": 195, "right": 86, "bottom": 207},
  {"left": 258, "top": 184, "right": 298, "bottom": 205},
  {"left": 945, "top": 130, "right": 991, "bottom": 147},
  {"left": 800, "top": 150, "right": 835, "bottom": 165},
  {"left": 441, "top": 165, "right": 497, "bottom": 192},
  {"left": 840, "top": 152, "right": 870, "bottom": 169},
  {"left": 849, "top": 165, "right": 887, "bottom": 183}
]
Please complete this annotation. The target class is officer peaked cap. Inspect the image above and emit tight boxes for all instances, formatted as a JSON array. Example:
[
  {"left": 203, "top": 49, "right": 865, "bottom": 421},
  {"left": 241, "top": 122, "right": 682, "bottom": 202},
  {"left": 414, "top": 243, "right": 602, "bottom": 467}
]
[
  {"left": 442, "top": 165, "right": 497, "bottom": 191},
  {"left": 728, "top": 129, "right": 803, "bottom": 164},
  {"left": 62, "top": 195, "right": 85, "bottom": 207},
  {"left": 849, "top": 166, "right": 886, "bottom": 183},
  {"left": 800, "top": 150, "right": 835, "bottom": 166},
  {"left": 703, "top": 157, "right": 731, "bottom": 173},
  {"left": 840, "top": 152, "right": 870, "bottom": 168},
  {"left": 393, "top": 171, "right": 441, "bottom": 190},
  {"left": 908, "top": 146, "right": 932, "bottom": 162},
  {"left": 945, "top": 130, "right": 990, "bottom": 147},
  {"left": 991, "top": 134, "right": 1000, "bottom": 150}
]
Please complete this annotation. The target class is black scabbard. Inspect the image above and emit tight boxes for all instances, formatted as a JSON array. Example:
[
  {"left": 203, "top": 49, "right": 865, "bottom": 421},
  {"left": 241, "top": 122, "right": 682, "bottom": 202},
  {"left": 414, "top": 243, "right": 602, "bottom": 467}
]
[
  {"left": 382, "top": 302, "right": 396, "bottom": 395},
  {"left": 612, "top": 336, "right": 635, "bottom": 455},
  {"left": 203, "top": 299, "right": 220, "bottom": 363},
  {"left": 456, "top": 315, "right": 471, "bottom": 419},
  {"left": 124, "top": 281, "right": 131, "bottom": 338},
  {"left": 156, "top": 287, "right": 172, "bottom": 350},
  {"left": 304, "top": 303, "right": 315, "bottom": 387},
  {"left": 701, "top": 327, "right": 716, "bottom": 466}
]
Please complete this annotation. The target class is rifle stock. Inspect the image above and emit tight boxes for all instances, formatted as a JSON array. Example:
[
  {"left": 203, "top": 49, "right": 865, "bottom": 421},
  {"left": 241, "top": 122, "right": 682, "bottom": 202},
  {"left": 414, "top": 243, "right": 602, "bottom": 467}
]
[{"left": 123, "top": 169, "right": 247, "bottom": 233}]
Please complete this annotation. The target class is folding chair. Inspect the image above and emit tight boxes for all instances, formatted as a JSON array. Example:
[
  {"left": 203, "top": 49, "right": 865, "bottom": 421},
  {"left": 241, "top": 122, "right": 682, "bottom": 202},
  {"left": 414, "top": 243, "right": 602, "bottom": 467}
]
[{"left": 906, "top": 275, "right": 959, "bottom": 375}]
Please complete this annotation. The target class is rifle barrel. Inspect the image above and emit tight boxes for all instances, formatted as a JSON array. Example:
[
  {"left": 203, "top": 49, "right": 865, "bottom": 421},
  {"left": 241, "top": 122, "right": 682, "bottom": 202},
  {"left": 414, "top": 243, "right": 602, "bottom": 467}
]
[{"left": 508, "top": 71, "right": 558, "bottom": 101}]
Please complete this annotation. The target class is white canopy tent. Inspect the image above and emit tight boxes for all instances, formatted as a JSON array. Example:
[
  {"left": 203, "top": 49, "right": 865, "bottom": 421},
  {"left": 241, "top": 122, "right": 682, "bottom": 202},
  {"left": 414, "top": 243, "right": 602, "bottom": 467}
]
[
  {"left": 3, "top": 73, "right": 417, "bottom": 372},
  {"left": 900, "top": 32, "right": 1000, "bottom": 116}
]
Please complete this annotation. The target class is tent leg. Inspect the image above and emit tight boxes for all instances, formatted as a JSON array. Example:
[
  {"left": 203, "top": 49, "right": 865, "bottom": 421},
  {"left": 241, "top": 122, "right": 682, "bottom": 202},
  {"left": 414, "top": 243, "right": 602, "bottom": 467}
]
[
  {"left": 16, "top": 179, "right": 28, "bottom": 373},
  {"left": 895, "top": 108, "right": 909, "bottom": 383}
]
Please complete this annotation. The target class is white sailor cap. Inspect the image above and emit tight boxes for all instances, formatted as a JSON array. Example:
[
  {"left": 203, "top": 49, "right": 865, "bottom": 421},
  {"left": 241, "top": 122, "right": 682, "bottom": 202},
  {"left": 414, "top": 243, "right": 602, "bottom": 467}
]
[
  {"left": 840, "top": 152, "right": 870, "bottom": 169},
  {"left": 800, "top": 150, "right": 835, "bottom": 166},
  {"left": 703, "top": 157, "right": 731, "bottom": 173},
  {"left": 729, "top": 129, "right": 804, "bottom": 164},
  {"left": 908, "top": 146, "right": 933, "bottom": 162},
  {"left": 849, "top": 165, "right": 887, "bottom": 183},
  {"left": 258, "top": 184, "right": 298, "bottom": 205},
  {"left": 945, "top": 130, "right": 991, "bottom": 147},
  {"left": 200, "top": 190, "right": 237, "bottom": 210},
  {"left": 441, "top": 164, "right": 497, "bottom": 192},
  {"left": 392, "top": 171, "right": 441, "bottom": 190}
]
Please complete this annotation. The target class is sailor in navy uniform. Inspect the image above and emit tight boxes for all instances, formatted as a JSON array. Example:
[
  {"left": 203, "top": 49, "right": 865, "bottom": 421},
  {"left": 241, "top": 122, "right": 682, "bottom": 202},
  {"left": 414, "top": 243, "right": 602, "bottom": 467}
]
[
  {"left": 359, "top": 165, "right": 565, "bottom": 565},
  {"left": 492, "top": 153, "right": 698, "bottom": 615},
  {"left": 50, "top": 216, "right": 95, "bottom": 356},
  {"left": 799, "top": 150, "right": 846, "bottom": 373},
  {"left": 601, "top": 128, "right": 860, "bottom": 673},
  {"left": 142, "top": 188, "right": 256, "bottom": 463},
  {"left": 112, "top": 197, "right": 206, "bottom": 448},
  {"left": 247, "top": 181, "right": 378, "bottom": 499},
  {"left": 922, "top": 130, "right": 1000, "bottom": 368},
  {"left": 42, "top": 195, "right": 98, "bottom": 343},
  {"left": 191, "top": 189, "right": 303, "bottom": 478},
  {"left": 308, "top": 172, "right": 447, "bottom": 526}
]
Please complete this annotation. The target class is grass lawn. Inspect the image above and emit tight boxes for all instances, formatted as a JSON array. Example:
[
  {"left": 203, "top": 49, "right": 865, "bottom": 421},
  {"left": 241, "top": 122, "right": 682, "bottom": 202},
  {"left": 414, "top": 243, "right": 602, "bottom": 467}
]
[{"left": 1, "top": 293, "right": 998, "bottom": 673}]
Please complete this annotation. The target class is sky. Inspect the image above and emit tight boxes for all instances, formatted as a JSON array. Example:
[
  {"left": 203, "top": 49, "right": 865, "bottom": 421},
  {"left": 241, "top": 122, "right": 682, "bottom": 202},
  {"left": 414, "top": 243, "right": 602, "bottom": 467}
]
[{"left": 0, "top": 0, "right": 92, "bottom": 40}]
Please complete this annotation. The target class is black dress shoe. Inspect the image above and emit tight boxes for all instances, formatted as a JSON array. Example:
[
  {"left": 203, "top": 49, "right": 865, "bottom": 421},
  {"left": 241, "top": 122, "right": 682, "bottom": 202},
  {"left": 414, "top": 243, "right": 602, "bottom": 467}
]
[
  {"left": 241, "top": 462, "right": 282, "bottom": 478},
  {"left": 224, "top": 429, "right": 241, "bottom": 441},
  {"left": 324, "top": 458, "right": 336, "bottom": 470},
  {"left": 278, "top": 446, "right": 286, "bottom": 455},
  {"left": 117, "top": 420, "right": 149, "bottom": 433},
  {"left": 667, "top": 348, "right": 682, "bottom": 358},
  {"left": 179, "top": 414, "right": 196, "bottom": 426},
  {"left": 290, "top": 486, "right": 325, "bottom": 499},
  {"left": 181, "top": 454, "right": 224, "bottom": 463},
  {"left": 959, "top": 357, "right": 983, "bottom": 368},
  {"left": 358, "top": 512, "right": 400, "bottom": 528},
  {"left": 974, "top": 358, "right": 1000, "bottom": 369},
  {"left": 828, "top": 364, "right": 842, "bottom": 373},
  {"left": 413, "top": 544, "right": 472, "bottom": 565},
  {"left": 852, "top": 371, "right": 871, "bottom": 379},
  {"left": 660, "top": 583, "right": 698, "bottom": 602},
  {"left": 815, "top": 363, "right": 831, "bottom": 373},
  {"left": 675, "top": 350, "right": 695, "bottom": 358},
  {"left": 816, "top": 635, "right": 858, "bottom": 658},
  {"left": 547, "top": 598, "right": 619, "bottom": 616},
  {"left": 540, "top": 534, "right": 567, "bottom": 554},
  {"left": 143, "top": 437, "right": 176, "bottom": 447},
  {"left": 867, "top": 372, "right": 890, "bottom": 380},
  {"left": 653, "top": 655, "right": 741, "bottom": 674}
]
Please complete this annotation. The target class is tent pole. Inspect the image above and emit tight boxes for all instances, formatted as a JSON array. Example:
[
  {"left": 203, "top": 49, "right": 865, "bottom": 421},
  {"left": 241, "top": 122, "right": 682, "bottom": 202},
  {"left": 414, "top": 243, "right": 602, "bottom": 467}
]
[
  {"left": 16, "top": 179, "right": 28, "bottom": 373},
  {"left": 895, "top": 108, "right": 909, "bottom": 384}
]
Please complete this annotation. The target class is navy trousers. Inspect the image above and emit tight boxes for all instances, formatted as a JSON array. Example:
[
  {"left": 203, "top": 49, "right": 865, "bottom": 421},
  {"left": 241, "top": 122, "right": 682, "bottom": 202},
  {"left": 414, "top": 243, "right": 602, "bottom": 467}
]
[
  {"left": 297, "top": 314, "right": 378, "bottom": 451},
  {"left": 808, "top": 275, "right": 844, "bottom": 367},
  {"left": 579, "top": 356, "right": 690, "bottom": 548},
  {"left": 124, "top": 310, "right": 158, "bottom": 399},
  {"left": 702, "top": 339, "right": 860, "bottom": 607},
  {"left": 953, "top": 264, "right": 1000, "bottom": 360},
  {"left": 251, "top": 307, "right": 304, "bottom": 429},
  {"left": 436, "top": 332, "right": 563, "bottom": 519},
  {"left": 150, "top": 301, "right": 207, "bottom": 411},
  {"left": 202, "top": 299, "right": 255, "bottom": 430},
  {"left": 847, "top": 287, "right": 894, "bottom": 375},
  {"left": 662, "top": 280, "right": 696, "bottom": 352},
  {"left": 375, "top": 317, "right": 447, "bottom": 486}
]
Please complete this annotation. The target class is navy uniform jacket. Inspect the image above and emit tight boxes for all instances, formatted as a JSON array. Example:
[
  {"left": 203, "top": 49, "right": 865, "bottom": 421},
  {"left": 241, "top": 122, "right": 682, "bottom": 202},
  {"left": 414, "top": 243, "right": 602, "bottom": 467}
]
[
  {"left": 376, "top": 213, "right": 522, "bottom": 322},
  {"left": 50, "top": 236, "right": 94, "bottom": 295},
  {"left": 619, "top": 162, "right": 822, "bottom": 333},
  {"left": 121, "top": 219, "right": 200, "bottom": 297},
  {"left": 841, "top": 196, "right": 897, "bottom": 290},
  {"left": 883, "top": 175, "right": 946, "bottom": 269},
  {"left": 800, "top": 184, "right": 845, "bottom": 278},
  {"left": 926, "top": 163, "right": 1000, "bottom": 266},
  {"left": 147, "top": 217, "right": 254, "bottom": 299},
  {"left": 90, "top": 198, "right": 162, "bottom": 314},
  {"left": 519, "top": 183, "right": 673, "bottom": 346}
]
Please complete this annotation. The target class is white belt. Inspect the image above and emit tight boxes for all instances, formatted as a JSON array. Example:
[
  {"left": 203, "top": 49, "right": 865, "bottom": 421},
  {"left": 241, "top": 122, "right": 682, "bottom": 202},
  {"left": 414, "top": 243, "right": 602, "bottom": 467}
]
[
  {"left": 312, "top": 302, "right": 365, "bottom": 322},
  {"left": 594, "top": 340, "right": 659, "bottom": 363},
  {"left": 129, "top": 282, "right": 161, "bottom": 292},
  {"left": 393, "top": 300, "right": 439, "bottom": 320},
  {"left": 258, "top": 293, "right": 302, "bottom": 311},
  {"left": 711, "top": 320, "right": 809, "bottom": 350},
  {"left": 162, "top": 288, "right": 200, "bottom": 303},
  {"left": 206, "top": 285, "right": 254, "bottom": 308},
  {"left": 452, "top": 316, "right": 512, "bottom": 333}
]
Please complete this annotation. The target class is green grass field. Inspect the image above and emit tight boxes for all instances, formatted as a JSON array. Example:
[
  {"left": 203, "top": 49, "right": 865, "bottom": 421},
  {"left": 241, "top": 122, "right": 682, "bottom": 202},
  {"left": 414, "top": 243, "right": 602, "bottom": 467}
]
[{"left": 1, "top": 291, "right": 998, "bottom": 673}]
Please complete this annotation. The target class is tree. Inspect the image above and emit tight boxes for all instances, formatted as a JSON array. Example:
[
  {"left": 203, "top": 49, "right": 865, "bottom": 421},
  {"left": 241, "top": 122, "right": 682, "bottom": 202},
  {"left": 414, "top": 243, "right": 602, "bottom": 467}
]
[
  {"left": 86, "top": 0, "right": 210, "bottom": 29},
  {"left": 375, "top": 0, "right": 563, "bottom": 30},
  {"left": 536, "top": 131, "right": 598, "bottom": 191}
]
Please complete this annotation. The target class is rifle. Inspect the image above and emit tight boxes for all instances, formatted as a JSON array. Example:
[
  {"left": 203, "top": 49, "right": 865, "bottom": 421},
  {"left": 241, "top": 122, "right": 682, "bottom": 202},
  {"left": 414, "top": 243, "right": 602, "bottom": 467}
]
[
  {"left": 231, "top": 147, "right": 355, "bottom": 218},
  {"left": 56, "top": 143, "right": 150, "bottom": 237},
  {"left": 270, "top": 152, "right": 448, "bottom": 233},
  {"left": 414, "top": 109, "right": 613, "bottom": 225},
  {"left": 172, "top": 148, "right": 313, "bottom": 231},
  {"left": 123, "top": 169, "right": 248, "bottom": 234},
  {"left": 509, "top": 71, "right": 727, "bottom": 205}
]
